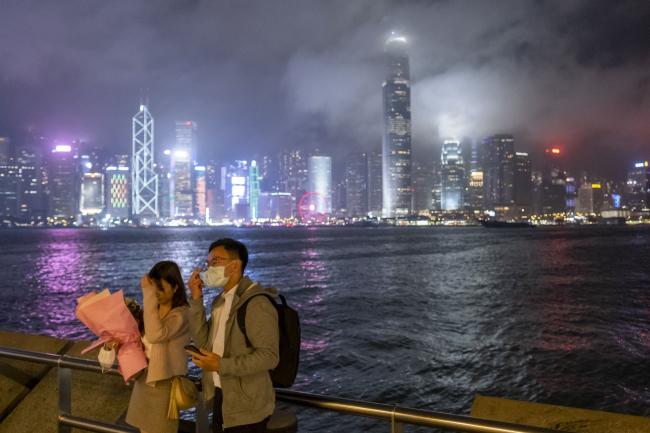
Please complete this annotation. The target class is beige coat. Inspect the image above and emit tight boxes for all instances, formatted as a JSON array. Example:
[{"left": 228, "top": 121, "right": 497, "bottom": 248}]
[
  {"left": 142, "top": 287, "right": 191, "bottom": 384},
  {"left": 188, "top": 276, "right": 279, "bottom": 428}
]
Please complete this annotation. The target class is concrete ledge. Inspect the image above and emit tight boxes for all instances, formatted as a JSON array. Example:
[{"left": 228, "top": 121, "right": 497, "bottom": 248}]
[
  {"left": 0, "top": 331, "right": 131, "bottom": 433},
  {"left": 471, "top": 394, "right": 650, "bottom": 433}
]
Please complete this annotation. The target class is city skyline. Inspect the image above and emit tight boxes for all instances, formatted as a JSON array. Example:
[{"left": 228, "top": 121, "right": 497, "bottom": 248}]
[{"left": 0, "top": 1, "right": 648, "bottom": 179}]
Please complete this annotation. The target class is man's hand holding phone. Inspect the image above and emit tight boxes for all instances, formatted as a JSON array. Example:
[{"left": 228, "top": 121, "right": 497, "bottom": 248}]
[{"left": 185, "top": 345, "right": 221, "bottom": 372}]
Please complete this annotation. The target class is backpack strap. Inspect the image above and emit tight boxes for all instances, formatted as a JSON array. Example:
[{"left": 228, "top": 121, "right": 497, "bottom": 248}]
[{"left": 237, "top": 293, "right": 277, "bottom": 348}]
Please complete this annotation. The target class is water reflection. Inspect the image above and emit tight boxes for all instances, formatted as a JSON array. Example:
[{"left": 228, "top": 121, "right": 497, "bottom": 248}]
[
  {"left": 30, "top": 231, "right": 95, "bottom": 338},
  {"left": 537, "top": 236, "right": 592, "bottom": 352},
  {"left": 296, "top": 238, "right": 330, "bottom": 357}
]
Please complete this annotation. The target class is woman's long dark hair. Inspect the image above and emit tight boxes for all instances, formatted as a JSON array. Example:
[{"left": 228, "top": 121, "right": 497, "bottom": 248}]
[{"left": 148, "top": 261, "right": 189, "bottom": 309}]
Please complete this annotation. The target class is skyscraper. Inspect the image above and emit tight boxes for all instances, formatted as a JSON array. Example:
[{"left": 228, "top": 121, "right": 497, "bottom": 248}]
[
  {"left": 248, "top": 161, "right": 260, "bottom": 220},
  {"left": 308, "top": 156, "right": 332, "bottom": 215},
  {"left": 0, "top": 137, "right": 19, "bottom": 218},
  {"left": 171, "top": 149, "right": 193, "bottom": 218},
  {"left": 48, "top": 144, "right": 78, "bottom": 219},
  {"left": 367, "top": 150, "right": 383, "bottom": 217},
  {"left": 344, "top": 153, "right": 368, "bottom": 217},
  {"left": 576, "top": 180, "right": 594, "bottom": 215},
  {"left": 514, "top": 152, "right": 532, "bottom": 208},
  {"left": 206, "top": 161, "right": 225, "bottom": 221},
  {"left": 105, "top": 165, "right": 130, "bottom": 219},
  {"left": 626, "top": 161, "right": 650, "bottom": 212},
  {"left": 541, "top": 147, "right": 567, "bottom": 215},
  {"left": 441, "top": 139, "right": 465, "bottom": 211},
  {"left": 412, "top": 162, "right": 434, "bottom": 212},
  {"left": 278, "top": 149, "right": 308, "bottom": 198},
  {"left": 131, "top": 104, "right": 158, "bottom": 221},
  {"left": 80, "top": 173, "right": 104, "bottom": 216},
  {"left": 482, "top": 135, "right": 515, "bottom": 210},
  {"left": 382, "top": 32, "right": 412, "bottom": 217},
  {"left": 175, "top": 121, "right": 198, "bottom": 158},
  {"left": 194, "top": 165, "right": 207, "bottom": 221},
  {"left": 467, "top": 140, "right": 484, "bottom": 212},
  {"left": 226, "top": 160, "right": 250, "bottom": 220},
  {"left": 172, "top": 121, "right": 198, "bottom": 219},
  {"left": 15, "top": 136, "right": 47, "bottom": 219}
]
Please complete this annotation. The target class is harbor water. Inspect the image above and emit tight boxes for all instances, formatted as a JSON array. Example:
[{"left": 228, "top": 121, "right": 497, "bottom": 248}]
[{"left": 1, "top": 226, "right": 649, "bottom": 431}]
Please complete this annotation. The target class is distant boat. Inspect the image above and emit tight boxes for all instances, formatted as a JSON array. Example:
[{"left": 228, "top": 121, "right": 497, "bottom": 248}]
[
  {"left": 347, "top": 220, "right": 382, "bottom": 227},
  {"left": 479, "top": 220, "right": 536, "bottom": 228}
]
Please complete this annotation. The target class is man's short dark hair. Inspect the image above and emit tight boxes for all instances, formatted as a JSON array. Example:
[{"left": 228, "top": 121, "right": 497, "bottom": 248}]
[{"left": 208, "top": 238, "right": 249, "bottom": 273}]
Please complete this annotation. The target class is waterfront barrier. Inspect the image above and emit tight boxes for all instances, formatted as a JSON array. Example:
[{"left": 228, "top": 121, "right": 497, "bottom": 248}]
[{"left": 2, "top": 331, "right": 646, "bottom": 432}]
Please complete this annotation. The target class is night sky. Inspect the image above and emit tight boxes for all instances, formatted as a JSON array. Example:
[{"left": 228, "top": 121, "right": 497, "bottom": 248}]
[{"left": 0, "top": 0, "right": 648, "bottom": 178}]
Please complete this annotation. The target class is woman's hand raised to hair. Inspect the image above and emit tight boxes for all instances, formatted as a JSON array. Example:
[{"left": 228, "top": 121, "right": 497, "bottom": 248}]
[{"left": 140, "top": 274, "right": 156, "bottom": 293}]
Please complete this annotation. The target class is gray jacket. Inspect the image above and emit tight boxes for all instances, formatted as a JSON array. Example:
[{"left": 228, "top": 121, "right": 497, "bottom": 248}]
[{"left": 188, "top": 276, "right": 279, "bottom": 428}]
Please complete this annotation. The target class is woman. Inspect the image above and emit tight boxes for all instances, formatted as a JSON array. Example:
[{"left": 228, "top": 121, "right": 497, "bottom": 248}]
[{"left": 125, "top": 260, "right": 191, "bottom": 433}]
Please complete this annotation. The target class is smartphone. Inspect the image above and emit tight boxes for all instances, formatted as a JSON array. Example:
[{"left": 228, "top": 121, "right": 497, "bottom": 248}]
[{"left": 184, "top": 344, "right": 204, "bottom": 356}]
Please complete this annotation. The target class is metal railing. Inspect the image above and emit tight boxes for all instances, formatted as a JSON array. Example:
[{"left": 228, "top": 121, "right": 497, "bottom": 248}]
[
  {"left": 0, "top": 346, "right": 568, "bottom": 433},
  {"left": 275, "top": 389, "right": 565, "bottom": 433},
  {"left": 0, "top": 346, "right": 210, "bottom": 433}
]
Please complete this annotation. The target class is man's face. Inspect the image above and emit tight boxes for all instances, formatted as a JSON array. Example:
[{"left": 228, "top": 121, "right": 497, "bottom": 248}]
[{"left": 207, "top": 246, "right": 241, "bottom": 280}]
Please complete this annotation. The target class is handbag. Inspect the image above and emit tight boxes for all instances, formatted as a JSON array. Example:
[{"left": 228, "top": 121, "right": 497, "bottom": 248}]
[{"left": 167, "top": 376, "right": 198, "bottom": 419}]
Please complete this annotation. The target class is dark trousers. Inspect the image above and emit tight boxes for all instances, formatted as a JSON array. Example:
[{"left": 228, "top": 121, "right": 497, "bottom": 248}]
[{"left": 213, "top": 388, "right": 269, "bottom": 433}]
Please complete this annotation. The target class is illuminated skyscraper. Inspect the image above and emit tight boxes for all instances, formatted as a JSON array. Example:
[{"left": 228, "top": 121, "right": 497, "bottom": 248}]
[
  {"left": 412, "top": 162, "right": 434, "bottom": 212},
  {"left": 206, "top": 161, "right": 225, "bottom": 221},
  {"left": 14, "top": 132, "right": 47, "bottom": 219},
  {"left": 514, "top": 152, "right": 532, "bottom": 208},
  {"left": 308, "top": 156, "right": 332, "bottom": 215},
  {"left": 576, "top": 181, "right": 594, "bottom": 214},
  {"left": 105, "top": 165, "right": 130, "bottom": 219},
  {"left": 171, "top": 149, "right": 192, "bottom": 218},
  {"left": 225, "top": 160, "right": 250, "bottom": 220},
  {"left": 258, "top": 192, "right": 293, "bottom": 220},
  {"left": 482, "top": 135, "right": 515, "bottom": 210},
  {"left": 441, "top": 140, "right": 465, "bottom": 211},
  {"left": 48, "top": 144, "right": 78, "bottom": 219},
  {"left": 278, "top": 149, "right": 308, "bottom": 197},
  {"left": 80, "top": 173, "right": 104, "bottom": 215},
  {"left": 382, "top": 32, "right": 412, "bottom": 217},
  {"left": 175, "top": 121, "right": 198, "bottom": 158},
  {"left": 625, "top": 161, "right": 650, "bottom": 211},
  {"left": 541, "top": 147, "right": 567, "bottom": 214},
  {"left": 248, "top": 161, "right": 260, "bottom": 220},
  {"left": 467, "top": 141, "right": 484, "bottom": 211},
  {"left": 345, "top": 153, "right": 368, "bottom": 217},
  {"left": 367, "top": 150, "right": 383, "bottom": 217},
  {"left": 194, "top": 165, "right": 207, "bottom": 220},
  {"left": 171, "top": 121, "right": 198, "bottom": 219},
  {"left": 132, "top": 104, "right": 158, "bottom": 221},
  {"left": 0, "top": 137, "right": 19, "bottom": 218}
]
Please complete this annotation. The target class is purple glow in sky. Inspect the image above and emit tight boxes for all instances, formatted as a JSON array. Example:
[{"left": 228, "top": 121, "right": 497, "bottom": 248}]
[{"left": 0, "top": 0, "right": 648, "bottom": 177}]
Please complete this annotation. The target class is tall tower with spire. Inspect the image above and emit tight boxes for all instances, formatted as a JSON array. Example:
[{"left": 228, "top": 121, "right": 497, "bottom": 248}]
[
  {"left": 382, "top": 31, "right": 412, "bottom": 218},
  {"left": 131, "top": 102, "right": 158, "bottom": 221}
]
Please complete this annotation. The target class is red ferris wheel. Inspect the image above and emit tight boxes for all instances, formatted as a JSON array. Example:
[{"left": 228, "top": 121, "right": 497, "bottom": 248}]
[{"left": 297, "top": 192, "right": 329, "bottom": 222}]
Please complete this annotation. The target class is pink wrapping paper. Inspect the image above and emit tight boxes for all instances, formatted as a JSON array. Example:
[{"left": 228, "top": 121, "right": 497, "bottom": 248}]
[{"left": 75, "top": 290, "right": 148, "bottom": 382}]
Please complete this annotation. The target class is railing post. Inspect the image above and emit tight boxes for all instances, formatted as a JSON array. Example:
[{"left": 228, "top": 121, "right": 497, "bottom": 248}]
[
  {"left": 58, "top": 365, "right": 72, "bottom": 433},
  {"left": 195, "top": 391, "right": 210, "bottom": 433},
  {"left": 390, "top": 406, "right": 403, "bottom": 433}
]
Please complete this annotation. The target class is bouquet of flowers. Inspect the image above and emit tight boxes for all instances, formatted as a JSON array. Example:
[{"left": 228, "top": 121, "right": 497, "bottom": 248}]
[{"left": 76, "top": 289, "right": 148, "bottom": 382}]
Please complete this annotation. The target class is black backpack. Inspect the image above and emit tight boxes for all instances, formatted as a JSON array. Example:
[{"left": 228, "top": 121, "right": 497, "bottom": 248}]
[{"left": 237, "top": 292, "right": 300, "bottom": 388}]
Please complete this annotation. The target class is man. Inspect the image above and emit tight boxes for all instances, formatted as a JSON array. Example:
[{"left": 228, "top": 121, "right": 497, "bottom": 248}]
[{"left": 187, "top": 238, "right": 279, "bottom": 433}]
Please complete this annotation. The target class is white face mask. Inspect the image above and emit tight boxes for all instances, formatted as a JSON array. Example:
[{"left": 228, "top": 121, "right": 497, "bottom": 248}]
[
  {"left": 98, "top": 346, "right": 116, "bottom": 372},
  {"left": 200, "top": 266, "right": 229, "bottom": 288}
]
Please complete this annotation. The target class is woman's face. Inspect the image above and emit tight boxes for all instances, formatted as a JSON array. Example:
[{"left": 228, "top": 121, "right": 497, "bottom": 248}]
[{"left": 156, "top": 279, "right": 176, "bottom": 305}]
